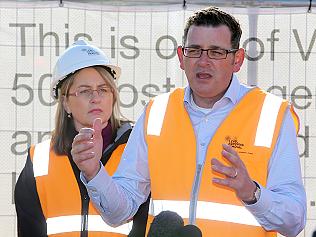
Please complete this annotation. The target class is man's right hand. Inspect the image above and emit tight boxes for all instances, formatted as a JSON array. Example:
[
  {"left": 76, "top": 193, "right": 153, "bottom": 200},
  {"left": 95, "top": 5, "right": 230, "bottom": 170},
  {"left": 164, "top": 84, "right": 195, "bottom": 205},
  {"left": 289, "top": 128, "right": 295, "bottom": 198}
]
[{"left": 71, "top": 118, "right": 104, "bottom": 181}]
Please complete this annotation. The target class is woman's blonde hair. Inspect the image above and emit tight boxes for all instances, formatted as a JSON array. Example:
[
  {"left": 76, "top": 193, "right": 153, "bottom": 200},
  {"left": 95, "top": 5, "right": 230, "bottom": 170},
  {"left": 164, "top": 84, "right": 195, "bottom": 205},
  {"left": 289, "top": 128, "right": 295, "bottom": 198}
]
[{"left": 51, "top": 66, "right": 122, "bottom": 155}]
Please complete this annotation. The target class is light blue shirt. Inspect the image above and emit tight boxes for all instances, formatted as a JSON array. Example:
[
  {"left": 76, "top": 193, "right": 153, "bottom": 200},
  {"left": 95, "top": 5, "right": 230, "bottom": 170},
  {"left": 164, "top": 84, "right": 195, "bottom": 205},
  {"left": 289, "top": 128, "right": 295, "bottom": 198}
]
[{"left": 82, "top": 75, "right": 306, "bottom": 237}]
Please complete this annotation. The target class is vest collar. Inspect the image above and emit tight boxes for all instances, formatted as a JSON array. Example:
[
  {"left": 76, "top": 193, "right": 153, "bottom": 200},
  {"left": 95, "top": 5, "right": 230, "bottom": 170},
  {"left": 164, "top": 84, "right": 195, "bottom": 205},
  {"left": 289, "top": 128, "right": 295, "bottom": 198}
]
[{"left": 184, "top": 74, "right": 240, "bottom": 110}]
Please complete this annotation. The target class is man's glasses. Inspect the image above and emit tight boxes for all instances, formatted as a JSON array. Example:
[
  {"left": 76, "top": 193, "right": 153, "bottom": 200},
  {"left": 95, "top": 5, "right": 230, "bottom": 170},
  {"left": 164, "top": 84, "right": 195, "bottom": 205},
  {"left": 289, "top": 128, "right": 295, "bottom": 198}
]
[
  {"left": 182, "top": 47, "right": 239, "bottom": 60},
  {"left": 67, "top": 87, "right": 113, "bottom": 100}
]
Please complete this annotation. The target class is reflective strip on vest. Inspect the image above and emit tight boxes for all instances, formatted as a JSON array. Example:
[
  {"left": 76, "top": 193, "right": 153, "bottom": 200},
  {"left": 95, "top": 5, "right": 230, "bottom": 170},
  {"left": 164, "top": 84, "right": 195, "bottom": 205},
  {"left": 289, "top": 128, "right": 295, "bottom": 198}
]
[
  {"left": 47, "top": 215, "right": 132, "bottom": 235},
  {"left": 149, "top": 200, "right": 261, "bottom": 227},
  {"left": 33, "top": 139, "right": 51, "bottom": 177},
  {"left": 254, "top": 93, "right": 283, "bottom": 148},
  {"left": 147, "top": 91, "right": 283, "bottom": 149},
  {"left": 147, "top": 92, "right": 171, "bottom": 136}
]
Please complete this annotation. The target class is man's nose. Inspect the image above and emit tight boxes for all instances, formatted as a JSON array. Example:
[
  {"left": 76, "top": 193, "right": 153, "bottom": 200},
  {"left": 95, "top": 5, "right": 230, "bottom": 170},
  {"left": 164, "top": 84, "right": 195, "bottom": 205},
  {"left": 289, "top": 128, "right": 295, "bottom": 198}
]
[{"left": 198, "top": 50, "right": 212, "bottom": 65}]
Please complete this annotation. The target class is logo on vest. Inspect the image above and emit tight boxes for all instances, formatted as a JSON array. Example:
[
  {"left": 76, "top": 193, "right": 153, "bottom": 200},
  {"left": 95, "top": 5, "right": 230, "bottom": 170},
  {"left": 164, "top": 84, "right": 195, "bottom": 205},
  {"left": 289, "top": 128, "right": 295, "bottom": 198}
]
[
  {"left": 225, "top": 136, "right": 244, "bottom": 149},
  {"left": 225, "top": 136, "right": 253, "bottom": 155}
]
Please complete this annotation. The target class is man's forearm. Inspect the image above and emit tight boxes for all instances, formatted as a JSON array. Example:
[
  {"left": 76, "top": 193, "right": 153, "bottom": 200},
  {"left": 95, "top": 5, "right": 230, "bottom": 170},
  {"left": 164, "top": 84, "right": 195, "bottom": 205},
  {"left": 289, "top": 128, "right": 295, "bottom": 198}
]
[{"left": 82, "top": 167, "right": 145, "bottom": 226}]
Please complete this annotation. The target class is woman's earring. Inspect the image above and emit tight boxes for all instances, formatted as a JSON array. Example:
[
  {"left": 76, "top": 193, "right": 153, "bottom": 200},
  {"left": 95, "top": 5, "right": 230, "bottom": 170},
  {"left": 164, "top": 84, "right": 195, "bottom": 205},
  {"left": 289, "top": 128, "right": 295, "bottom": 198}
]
[{"left": 67, "top": 113, "right": 72, "bottom": 118}]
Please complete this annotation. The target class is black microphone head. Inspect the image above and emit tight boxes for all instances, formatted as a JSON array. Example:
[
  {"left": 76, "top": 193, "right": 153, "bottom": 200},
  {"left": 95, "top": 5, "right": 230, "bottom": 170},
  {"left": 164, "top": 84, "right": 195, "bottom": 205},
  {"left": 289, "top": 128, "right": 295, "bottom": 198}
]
[
  {"left": 312, "top": 230, "right": 316, "bottom": 237},
  {"left": 147, "top": 211, "right": 184, "bottom": 237},
  {"left": 176, "top": 224, "right": 202, "bottom": 237}
]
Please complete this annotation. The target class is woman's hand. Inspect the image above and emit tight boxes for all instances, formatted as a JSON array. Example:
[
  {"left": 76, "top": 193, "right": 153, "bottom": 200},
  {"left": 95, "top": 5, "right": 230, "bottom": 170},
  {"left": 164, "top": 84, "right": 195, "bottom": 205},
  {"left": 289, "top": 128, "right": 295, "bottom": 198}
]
[{"left": 71, "top": 118, "right": 104, "bottom": 181}]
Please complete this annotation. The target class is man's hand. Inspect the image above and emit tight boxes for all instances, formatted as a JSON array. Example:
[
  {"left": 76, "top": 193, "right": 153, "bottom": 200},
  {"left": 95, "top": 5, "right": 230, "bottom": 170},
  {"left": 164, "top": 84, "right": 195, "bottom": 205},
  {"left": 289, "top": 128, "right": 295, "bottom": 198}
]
[
  {"left": 211, "top": 144, "right": 256, "bottom": 202},
  {"left": 71, "top": 118, "right": 104, "bottom": 181}
]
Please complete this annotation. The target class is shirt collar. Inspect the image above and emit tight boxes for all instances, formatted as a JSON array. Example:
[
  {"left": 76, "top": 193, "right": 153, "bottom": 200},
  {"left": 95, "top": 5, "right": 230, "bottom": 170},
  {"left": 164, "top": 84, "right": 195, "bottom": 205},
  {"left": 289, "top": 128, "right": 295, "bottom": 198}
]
[{"left": 184, "top": 74, "right": 240, "bottom": 106}]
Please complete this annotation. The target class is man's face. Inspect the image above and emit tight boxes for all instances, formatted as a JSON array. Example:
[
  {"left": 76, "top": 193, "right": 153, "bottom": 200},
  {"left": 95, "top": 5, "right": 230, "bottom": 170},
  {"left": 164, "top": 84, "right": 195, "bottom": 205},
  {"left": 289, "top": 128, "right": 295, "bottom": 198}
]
[{"left": 177, "top": 25, "right": 244, "bottom": 108}]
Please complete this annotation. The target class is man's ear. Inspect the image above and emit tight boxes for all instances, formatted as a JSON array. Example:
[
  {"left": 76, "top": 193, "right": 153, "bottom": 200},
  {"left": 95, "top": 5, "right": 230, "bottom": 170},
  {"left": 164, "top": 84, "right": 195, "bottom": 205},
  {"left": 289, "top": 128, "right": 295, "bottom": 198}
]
[
  {"left": 177, "top": 46, "right": 185, "bottom": 70},
  {"left": 233, "top": 48, "right": 245, "bottom": 73}
]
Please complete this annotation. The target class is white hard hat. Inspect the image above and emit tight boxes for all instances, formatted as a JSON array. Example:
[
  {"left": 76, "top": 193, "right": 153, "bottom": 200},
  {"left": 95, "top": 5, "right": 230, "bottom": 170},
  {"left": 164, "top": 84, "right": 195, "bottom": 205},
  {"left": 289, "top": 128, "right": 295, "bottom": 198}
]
[{"left": 51, "top": 39, "right": 121, "bottom": 99}]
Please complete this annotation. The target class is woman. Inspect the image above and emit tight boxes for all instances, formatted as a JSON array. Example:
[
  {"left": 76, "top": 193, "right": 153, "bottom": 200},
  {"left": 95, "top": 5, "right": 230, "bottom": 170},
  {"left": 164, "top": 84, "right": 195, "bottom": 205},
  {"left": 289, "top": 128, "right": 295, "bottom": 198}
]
[{"left": 14, "top": 39, "right": 149, "bottom": 237}]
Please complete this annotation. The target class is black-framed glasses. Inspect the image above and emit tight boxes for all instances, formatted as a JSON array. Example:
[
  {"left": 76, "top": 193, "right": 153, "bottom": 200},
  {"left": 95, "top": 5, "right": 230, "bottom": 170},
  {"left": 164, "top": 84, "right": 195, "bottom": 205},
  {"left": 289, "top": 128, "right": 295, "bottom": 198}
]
[
  {"left": 182, "top": 47, "right": 239, "bottom": 60},
  {"left": 67, "top": 87, "right": 113, "bottom": 100}
]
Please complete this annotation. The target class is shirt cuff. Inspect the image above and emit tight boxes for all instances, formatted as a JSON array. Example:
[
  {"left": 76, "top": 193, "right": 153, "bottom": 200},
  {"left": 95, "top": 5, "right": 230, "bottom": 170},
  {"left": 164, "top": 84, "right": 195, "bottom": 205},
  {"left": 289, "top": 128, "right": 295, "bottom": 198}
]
[
  {"left": 80, "top": 162, "right": 116, "bottom": 218},
  {"left": 80, "top": 161, "right": 112, "bottom": 193},
  {"left": 244, "top": 183, "right": 272, "bottom": 217}
]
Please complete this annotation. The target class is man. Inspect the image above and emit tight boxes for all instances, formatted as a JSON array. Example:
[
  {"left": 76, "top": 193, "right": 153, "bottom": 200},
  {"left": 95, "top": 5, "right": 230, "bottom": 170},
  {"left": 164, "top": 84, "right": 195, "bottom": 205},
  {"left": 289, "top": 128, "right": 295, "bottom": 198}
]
[{"left": 72, "top": 7, "right": 306, "bottom": 237}]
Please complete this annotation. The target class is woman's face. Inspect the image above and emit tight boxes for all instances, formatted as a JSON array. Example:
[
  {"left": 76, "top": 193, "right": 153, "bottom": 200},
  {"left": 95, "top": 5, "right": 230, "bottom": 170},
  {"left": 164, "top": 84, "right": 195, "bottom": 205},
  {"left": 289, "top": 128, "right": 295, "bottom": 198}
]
[{"left": 63, "top": 67, "right": 114, "bottom": 131}]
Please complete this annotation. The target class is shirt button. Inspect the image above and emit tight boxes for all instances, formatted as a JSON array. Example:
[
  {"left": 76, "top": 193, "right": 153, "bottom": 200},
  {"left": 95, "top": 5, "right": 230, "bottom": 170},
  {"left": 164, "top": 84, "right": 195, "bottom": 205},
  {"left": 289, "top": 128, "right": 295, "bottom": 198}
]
[
  {"left": 200, "top": 143, "right": 205, "bottom": 147},
  {"left": 90, "top": 187, "right": 97, "bottom": 192}
]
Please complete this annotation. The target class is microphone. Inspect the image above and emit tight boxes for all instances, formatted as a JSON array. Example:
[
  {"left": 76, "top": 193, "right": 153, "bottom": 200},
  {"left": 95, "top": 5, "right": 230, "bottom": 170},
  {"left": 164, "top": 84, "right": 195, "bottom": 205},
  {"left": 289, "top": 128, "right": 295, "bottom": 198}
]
[
  {"left": 147, "top": 211, "right": 184, "bottom": 237},
  {"left": 312, "top": 230, "right": 316, "bottom": 237},
  {"left": 176, "top": 224, "right": 202, "bottom": 237}
]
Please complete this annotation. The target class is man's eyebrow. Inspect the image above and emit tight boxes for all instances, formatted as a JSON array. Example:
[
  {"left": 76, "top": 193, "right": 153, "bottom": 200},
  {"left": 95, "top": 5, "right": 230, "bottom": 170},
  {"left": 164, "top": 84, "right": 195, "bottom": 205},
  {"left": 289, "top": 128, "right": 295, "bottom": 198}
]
[{"left": 185, "top": 44, "right": 223, "bottom": 49}]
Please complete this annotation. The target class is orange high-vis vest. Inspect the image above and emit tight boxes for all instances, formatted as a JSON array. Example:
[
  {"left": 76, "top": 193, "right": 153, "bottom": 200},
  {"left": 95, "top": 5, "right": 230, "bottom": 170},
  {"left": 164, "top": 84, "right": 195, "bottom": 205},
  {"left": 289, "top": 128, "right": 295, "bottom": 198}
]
[
  {"left": 145, "top": 88, "right": 299, "bottom": 237},
  {"left": 30, "top": 140, "right": 132, "bottom": 237}
]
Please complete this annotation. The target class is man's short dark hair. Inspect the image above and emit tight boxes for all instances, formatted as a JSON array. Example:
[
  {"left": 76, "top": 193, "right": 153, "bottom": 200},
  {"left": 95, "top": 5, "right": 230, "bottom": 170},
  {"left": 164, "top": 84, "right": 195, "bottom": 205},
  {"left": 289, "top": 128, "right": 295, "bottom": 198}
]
[{"left": 183, "top": 6, "right": 242, "bottom": 49}]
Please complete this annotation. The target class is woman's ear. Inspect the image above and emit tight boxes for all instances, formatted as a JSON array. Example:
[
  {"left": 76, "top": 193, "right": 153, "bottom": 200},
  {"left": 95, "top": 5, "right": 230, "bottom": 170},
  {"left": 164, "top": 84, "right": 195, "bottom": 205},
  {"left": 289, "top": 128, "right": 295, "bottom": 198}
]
[{"left": 62, "top": 96, "right": 71, "bottom": 114}]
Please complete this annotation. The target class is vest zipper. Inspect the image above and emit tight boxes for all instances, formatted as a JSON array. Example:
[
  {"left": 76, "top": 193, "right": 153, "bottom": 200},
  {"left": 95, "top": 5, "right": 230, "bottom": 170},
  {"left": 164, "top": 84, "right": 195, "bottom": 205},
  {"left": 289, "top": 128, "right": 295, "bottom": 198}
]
[
  {"left": 68, "top": 153, "right": 90, "bottom": 237},
  {"left": 189, "top": 162, "right": 204, "bottom": 224},
  {"left": 81, "top": 193, "right": 89, "bottom": 237}
]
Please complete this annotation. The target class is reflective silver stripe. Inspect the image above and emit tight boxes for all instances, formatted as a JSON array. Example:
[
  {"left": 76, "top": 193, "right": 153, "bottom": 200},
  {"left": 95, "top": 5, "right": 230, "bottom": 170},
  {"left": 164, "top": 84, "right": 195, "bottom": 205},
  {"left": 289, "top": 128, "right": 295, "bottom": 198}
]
[
  {"left": 33, "top": 139, "right": 51, "bottom": 177},
  {"left": 149, "top": 198, "right": 190, "bottom": 218},
  {"left": 47, "top": 215, "right": 132, "bottom": 235},
  {"left": 196, "top": 201, "right": 260, "bottom": 227},
  {"left": 255, "top": 93, "right": 283, "bottom": 148},
  {"left": 149, "top": 200, "right": 261, "bottom": 227},
  {"left": 147, "top": 92, "right": 171, "bottom": 136},
  {"left": 88, "top": 215, "right": 132, "bottom": 234}
]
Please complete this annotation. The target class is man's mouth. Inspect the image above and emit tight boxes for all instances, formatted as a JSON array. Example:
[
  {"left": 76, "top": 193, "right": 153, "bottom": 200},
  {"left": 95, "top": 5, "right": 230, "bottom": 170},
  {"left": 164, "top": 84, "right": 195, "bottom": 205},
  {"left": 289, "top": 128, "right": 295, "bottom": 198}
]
[{"left": 196, "top": 72, "right": 212, "bottom": 79}]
